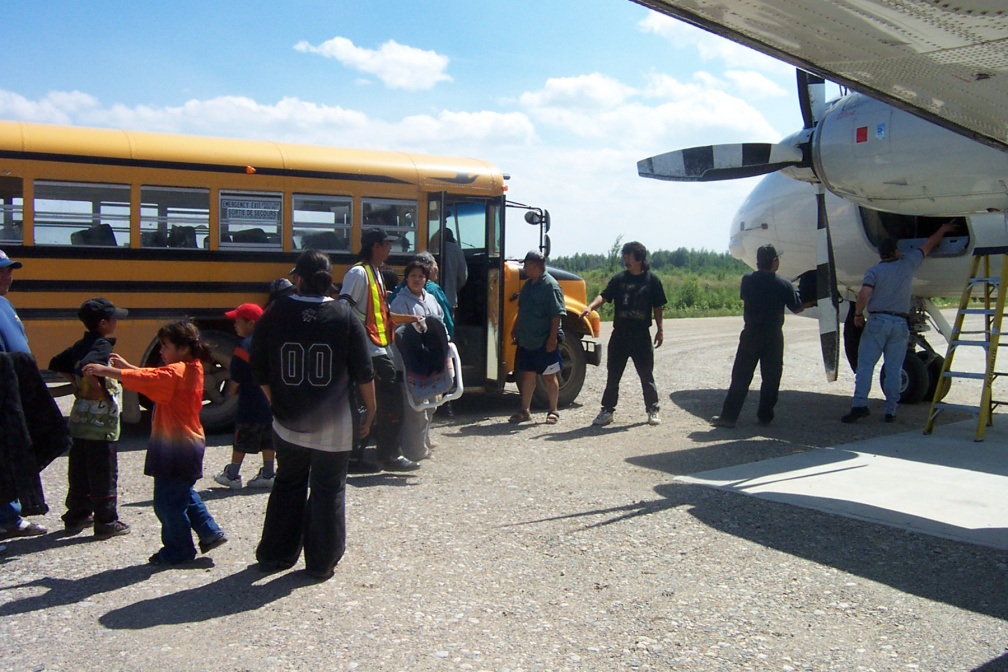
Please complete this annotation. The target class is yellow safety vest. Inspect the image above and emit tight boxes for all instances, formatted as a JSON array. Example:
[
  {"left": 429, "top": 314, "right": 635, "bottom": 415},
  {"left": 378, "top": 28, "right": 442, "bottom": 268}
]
[{"left": 355, "top": 262, "right": 392, "bottom": 347}]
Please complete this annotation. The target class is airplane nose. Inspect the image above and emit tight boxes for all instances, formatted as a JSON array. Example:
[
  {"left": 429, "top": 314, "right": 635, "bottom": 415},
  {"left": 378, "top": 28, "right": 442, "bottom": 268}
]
[{"left": 728, "top": 234, "right": 744, "bottom": 260}]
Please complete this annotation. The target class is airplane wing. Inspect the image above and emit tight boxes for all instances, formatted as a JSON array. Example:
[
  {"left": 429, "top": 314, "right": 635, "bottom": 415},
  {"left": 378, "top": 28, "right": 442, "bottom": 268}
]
[{"left": 631, "top": 0, "right": 1008, "bottom": 152}]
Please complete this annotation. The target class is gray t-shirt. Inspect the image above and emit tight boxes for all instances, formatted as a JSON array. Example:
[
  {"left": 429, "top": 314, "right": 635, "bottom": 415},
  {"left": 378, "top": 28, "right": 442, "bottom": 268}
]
[{"left": 863, "top": 248, "right": 924, "bottom": 314}]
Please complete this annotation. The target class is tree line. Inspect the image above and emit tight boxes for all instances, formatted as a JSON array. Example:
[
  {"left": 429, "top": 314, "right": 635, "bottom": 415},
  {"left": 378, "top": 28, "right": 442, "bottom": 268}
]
[{"left": 551, "top": 239, "right": 753, "bottom": 318}]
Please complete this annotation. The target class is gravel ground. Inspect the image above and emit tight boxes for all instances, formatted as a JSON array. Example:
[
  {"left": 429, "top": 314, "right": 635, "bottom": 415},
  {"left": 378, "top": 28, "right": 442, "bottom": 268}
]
[{"left": 2, "top": 315, "right": 1007, "bottom": 672}]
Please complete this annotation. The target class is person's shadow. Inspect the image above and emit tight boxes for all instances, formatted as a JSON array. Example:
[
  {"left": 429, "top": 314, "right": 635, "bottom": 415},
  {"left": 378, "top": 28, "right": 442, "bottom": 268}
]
[
  {"left": 0, "top": 563, "right": 160, "bottom": 617},
  {"left": 99, "top": 564, "right": 315, "bottom": 629}
]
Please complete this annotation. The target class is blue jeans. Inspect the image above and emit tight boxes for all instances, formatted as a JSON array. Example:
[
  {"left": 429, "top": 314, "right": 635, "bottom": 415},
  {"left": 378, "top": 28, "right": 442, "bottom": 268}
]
[
  {"left": 152, "top": 479, "right": 223, "bottom": 564},
  {"left": 0, "top": 500, "right": 22, "bottom": 528},
  {"left": 853, "top": 314, "right": 909, "bottom": 415}
]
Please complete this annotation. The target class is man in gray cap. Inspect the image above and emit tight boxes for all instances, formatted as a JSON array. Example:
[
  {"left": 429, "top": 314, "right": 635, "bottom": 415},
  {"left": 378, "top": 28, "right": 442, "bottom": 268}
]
[
  {"left": 509, "top": 250, "right": 565, "bottom": 425},
  {"left": 711, "top": 244, "right": 808, "bottom": 428}
]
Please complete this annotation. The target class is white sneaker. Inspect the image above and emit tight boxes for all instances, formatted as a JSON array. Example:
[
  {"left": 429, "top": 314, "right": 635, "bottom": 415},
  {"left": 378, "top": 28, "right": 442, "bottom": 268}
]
[
  {"left": 213, "top": 469, "right": 243, "bottom": 490},
  {"left": 247, "top": 468, "right": 275, "bottom": 489},
  {"left": 648, "top": 410, "right": 662, "bottom": 426},
  {"left": 593, "top": 409, "right": 614, "bottom": 426}
]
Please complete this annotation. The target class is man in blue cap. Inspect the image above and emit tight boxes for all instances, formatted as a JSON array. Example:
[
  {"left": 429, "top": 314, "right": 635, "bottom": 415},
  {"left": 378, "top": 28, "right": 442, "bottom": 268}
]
[{"left": 0, "top": 249, "right": 47, "bottom": 548}]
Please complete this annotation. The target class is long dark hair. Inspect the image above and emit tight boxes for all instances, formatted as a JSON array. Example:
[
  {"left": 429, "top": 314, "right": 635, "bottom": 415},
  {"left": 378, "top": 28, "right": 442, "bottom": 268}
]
[
  {"left": 157, "top": 320, "right": 213, "bottom": 362},
  {"left": 621, "top": 241, "right": 650, "bottom": 272},
  {"left": 292, "top": 250, "right": 334, "bottom": 296}
]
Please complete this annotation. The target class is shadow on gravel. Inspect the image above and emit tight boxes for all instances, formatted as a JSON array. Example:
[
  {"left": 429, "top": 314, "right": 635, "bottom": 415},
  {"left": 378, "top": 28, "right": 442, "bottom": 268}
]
[
  {"left": 972, "top": 653, "right": 1008, "bottom": 671},
  {"left": 0, "top": 563, "right": 158, "bottom": 617},
  {"left": 98, "top": 564, "right": 316, "bottom": 629},
  {"left": 670, "top": 388, "right": 968, "bottom": 451},
  {"left": 652, "top": 481, "right": 1008, "bottom": 623},
  {"left": 347, "top": 473, "right": 420, "bottom": 488},
  {"left": 515, "top": 480, "right": 1008, "bottom": 626}
]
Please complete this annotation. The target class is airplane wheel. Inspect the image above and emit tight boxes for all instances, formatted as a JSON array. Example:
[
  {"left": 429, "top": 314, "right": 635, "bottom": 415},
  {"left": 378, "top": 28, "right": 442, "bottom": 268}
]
[
  {"left": 920, "top": 352, "right": 949, "bottom": 402},
  {"left": 881, "top": 352, "right": 929, "bottom": 404}
]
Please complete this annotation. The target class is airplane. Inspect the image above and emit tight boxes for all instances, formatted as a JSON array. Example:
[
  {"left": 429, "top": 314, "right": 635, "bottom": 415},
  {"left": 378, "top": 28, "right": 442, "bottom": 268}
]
[{"left": 630, "top": 0, "right": 1008, "bottom": 404}]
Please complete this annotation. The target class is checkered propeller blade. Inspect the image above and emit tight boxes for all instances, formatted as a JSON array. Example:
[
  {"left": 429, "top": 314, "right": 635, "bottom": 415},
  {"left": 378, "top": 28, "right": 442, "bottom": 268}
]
[
  {"left": 637, "top": 143, "right": 802, "bottom": 182},
  {"left": 815, "top": 185, "right": 840, "bottom": 382}
]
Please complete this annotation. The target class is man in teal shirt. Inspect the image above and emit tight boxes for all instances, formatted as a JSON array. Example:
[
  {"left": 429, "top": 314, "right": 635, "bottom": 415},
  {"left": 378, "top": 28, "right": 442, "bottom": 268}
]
[{"left": 509, "top": 250, "right": 565, "bottom": 425}]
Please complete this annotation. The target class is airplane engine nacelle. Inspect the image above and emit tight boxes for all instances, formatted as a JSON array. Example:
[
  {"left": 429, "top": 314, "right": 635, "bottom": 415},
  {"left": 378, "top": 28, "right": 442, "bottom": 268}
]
[{"left": 813, "top": 94, "right": 1008, "bottom": 217}]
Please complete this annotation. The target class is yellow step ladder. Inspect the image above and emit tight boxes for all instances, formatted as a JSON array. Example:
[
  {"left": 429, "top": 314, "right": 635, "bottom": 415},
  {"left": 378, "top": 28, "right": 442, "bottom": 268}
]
[{"left": 924, "top": 247, "right": 1008, "bottom": 441}]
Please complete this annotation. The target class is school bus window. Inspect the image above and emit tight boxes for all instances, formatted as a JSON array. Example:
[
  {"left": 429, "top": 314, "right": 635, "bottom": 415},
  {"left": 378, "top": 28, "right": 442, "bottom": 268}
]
[
  {"left": 362, "top": 198, "right": 417, "bottom": 254},
  {"left": 0, "top": 176, "right": 23, "bottom": 243},
  {"left": 33, "top": 181, "right": 130, "bottom": 246},
  {"left": 446, "top": 201, "right": 488, "bottom": 250},
  {"left": 218, "top": 191, "right": 282, "bottom": 249},
  {"left": 428, "top": 199, "right": 441, "bottom": 251},
  {"left": 293, "top": 194, "right": 352, "bottom": 251},
  {"left": 140, "top": 186, "right": 210, "bottom": 249}
]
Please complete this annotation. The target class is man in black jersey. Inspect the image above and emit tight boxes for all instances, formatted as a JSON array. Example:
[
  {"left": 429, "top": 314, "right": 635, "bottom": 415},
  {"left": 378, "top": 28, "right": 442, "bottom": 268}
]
[
  {"left": 250, "top": 250, "right": 376, "bottom": 581},
  {"left": 711, "top": 244, "right": 809, "bottom": 429}
]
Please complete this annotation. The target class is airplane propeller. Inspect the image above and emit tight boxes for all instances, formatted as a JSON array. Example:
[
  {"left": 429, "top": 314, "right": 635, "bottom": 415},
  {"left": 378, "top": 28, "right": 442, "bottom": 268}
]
[
  {"left": 637, "top": 68, "right": 842, "bottom": 381},
  {"left": 798, "top": 70, "right": 841, "bottom": 381}
]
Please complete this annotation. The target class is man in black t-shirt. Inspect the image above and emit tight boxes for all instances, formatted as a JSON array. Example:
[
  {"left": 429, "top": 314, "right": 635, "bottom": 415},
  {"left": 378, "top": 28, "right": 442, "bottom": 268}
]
[
  {"left": 711, "top": 244, "right": 808, "bottom": 428},
  {"left": 250, "top": 250, "right": 376, "bottom": 581},
  {"left": 582, "top": 241, "right": 667, "bottom": 427}
]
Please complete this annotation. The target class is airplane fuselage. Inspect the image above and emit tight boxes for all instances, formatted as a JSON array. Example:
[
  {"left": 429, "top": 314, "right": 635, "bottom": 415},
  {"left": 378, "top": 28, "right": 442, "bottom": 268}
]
[{"left": 730, "top": 172, "right": 1007, "bottom": 302}]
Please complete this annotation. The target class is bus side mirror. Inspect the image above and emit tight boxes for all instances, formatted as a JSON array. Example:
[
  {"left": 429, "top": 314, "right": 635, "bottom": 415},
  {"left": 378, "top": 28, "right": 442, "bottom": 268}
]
[
  {"left": 543, "top": 210, "right": 550, "bottom": 233},
  {"left": 524, "top": 210, "right": 541, "bottom": 226},
  {"left": 543, "top": 234, "right": 551, "bottom": 258}
]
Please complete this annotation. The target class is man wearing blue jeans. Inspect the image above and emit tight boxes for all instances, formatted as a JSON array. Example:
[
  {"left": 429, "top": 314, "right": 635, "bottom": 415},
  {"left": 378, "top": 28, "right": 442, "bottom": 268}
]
[
  {"left": 842, "top": 221, "right": 956, "bottom": 423},
  {"left": 0, "top": 249, "right": 48, "bottom": 550}
]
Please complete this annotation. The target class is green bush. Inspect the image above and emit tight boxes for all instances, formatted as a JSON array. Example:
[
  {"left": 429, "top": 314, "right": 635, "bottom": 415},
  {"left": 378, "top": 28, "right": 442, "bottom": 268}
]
[{"left": 569, "top": 256, "right": 747, "bottom": 320}]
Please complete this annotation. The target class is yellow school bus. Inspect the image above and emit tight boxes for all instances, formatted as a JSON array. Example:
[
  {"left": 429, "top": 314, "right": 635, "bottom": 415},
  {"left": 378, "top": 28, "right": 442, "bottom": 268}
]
[{"left": 0, "top": 120, "right": 600, "bottom": 430}]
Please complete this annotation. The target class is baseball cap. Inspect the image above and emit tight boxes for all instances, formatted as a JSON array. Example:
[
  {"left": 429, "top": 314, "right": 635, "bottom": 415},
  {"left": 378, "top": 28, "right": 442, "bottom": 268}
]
[
  {"left": 225, "top": 302, "right": 264, "bottom": 321},
  {"left": 522, "top": 249, "right": 546, "bottom": 264},
  {"left": 0, "top": 249, "right": 22, "bottom": 269},
  {"left": 360, "top": 228, "right": 398, "bottom": 251},
  {"left": 78, "top": 297, "right": 128, "bottom": 329},
  {"left": 756, "top": 244, "right": 779, "bottom": 269},
  {"left": 269, "top": 277, "right": 296, "bottom": 301}
]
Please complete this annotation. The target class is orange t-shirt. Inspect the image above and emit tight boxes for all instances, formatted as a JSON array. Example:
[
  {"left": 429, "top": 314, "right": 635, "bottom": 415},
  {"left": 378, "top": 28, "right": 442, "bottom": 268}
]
[{"left": 121, "top": 360, "right": 206, "bottom": 481}]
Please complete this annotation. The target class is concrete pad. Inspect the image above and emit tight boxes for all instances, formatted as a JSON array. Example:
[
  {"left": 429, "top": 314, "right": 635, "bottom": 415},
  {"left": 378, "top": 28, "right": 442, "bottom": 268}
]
[{"left": 677, "top": 419, "right": 1008, "bottom": 550}]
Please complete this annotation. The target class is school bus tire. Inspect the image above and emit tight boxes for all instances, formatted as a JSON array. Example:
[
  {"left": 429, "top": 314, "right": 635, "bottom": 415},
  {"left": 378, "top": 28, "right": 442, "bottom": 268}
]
[
  {"left": 532, "top": 335, "right": 587, "bottom": 409},
  {"left": 138, "top": 329, "right": 239, "bottom": 433},
  {"left": 199, "top": 330, "right": 240, "bottom": 433}
]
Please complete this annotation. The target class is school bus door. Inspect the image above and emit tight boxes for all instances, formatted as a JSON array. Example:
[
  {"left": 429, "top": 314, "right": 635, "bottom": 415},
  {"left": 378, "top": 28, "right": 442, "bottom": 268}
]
[{"left": 427, "top": 193, "right": 505, "bottom": 393}]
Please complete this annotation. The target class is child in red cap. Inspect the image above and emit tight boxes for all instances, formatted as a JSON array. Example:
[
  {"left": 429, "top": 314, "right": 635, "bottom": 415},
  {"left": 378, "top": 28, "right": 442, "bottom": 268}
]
[{"left": 213, "top": 303, "right": 275, "bottom": 490}]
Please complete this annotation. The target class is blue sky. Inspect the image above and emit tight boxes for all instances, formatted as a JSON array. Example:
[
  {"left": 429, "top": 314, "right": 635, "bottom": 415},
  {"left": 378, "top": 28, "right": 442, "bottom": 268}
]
[{"left": 1, "top": 0, "right": 810, "bottom": 257}]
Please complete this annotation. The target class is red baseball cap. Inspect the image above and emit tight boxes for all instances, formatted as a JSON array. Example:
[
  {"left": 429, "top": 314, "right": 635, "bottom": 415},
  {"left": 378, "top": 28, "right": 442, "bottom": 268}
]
[{"left": 225, "top": 303, "right": 263, "bottom": 321}]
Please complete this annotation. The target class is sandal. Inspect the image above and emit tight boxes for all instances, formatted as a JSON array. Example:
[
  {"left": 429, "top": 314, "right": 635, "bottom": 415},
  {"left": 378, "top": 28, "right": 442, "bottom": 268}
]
[
  {"left": 545, "top": 411, "right": 560, "bottom": 425},
  {"left": 508, "top": 410, "right": 531, "bottom": 424}
]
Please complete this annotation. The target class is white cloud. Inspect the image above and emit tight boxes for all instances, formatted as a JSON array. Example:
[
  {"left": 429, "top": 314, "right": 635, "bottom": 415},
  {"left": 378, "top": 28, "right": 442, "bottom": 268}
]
[
  {"left": 637, "top": 12, "right": 794, "bottom": 77},
  {"left": 0, "top": 89, "right": 99, "bottom": 125},
  {"left": 519, "top": 73, "right": 781, "bottom": 146},
  {"left": 723, "top": 70, "right": 789, "bottom": 99},
  {"left": 518, "top": 73, "right": 636, "bottom": 111},
  {"left": 0, "top": 89, "right": 533, "bottom": 156},
  {"left": 0, "top": 86, "right": 755, "bottom": 255},
  {"left": 294, "top": 37, "right": 452, "bottom": 91}
]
